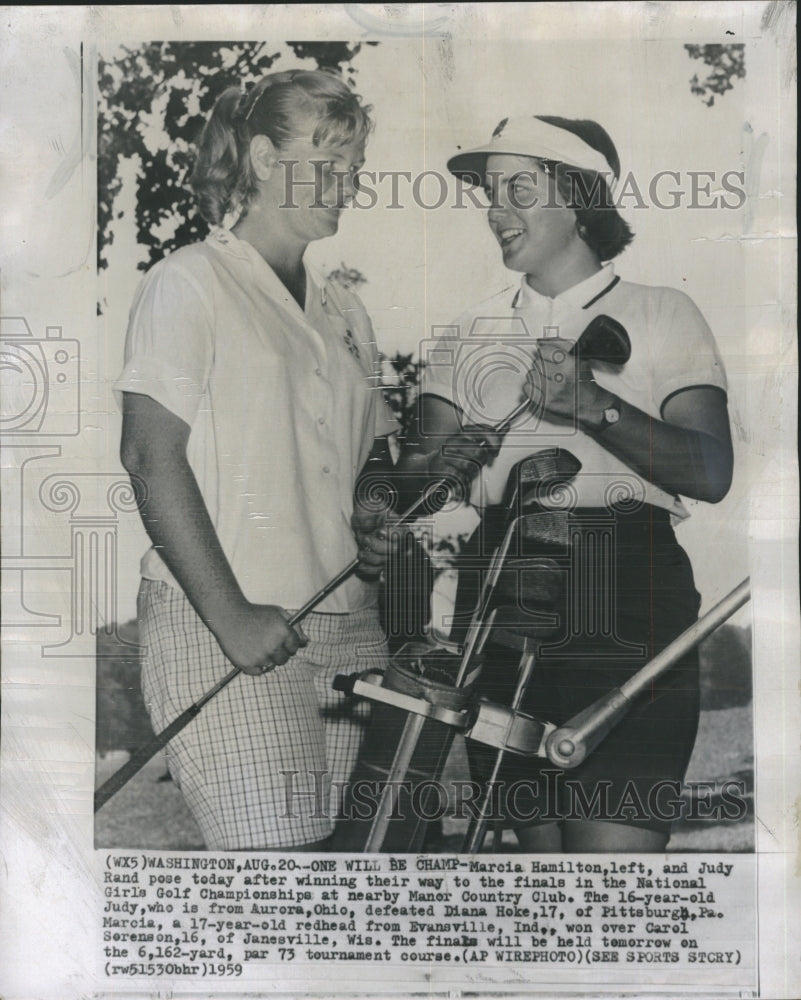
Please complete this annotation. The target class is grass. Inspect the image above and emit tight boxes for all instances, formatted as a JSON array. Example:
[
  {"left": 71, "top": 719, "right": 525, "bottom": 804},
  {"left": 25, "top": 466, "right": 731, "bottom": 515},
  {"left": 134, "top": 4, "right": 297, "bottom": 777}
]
[
  {"left": 94, "top": 704, "right": 754, "bottom": 853},
  {"left": 94, "top": 623, "right": 754, "bottom": 852}
]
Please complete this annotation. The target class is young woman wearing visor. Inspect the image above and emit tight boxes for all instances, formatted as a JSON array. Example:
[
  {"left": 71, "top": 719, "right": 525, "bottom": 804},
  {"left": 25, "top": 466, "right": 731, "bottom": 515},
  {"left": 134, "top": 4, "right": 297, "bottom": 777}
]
[{"left": 393, "top": 115, "right": 733, "bottom": 853}]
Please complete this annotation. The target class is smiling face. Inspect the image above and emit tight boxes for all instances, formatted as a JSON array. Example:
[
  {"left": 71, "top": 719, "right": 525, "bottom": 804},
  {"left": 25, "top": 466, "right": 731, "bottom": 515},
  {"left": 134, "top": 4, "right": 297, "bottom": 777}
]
[
  {"left": 243, "top": 126, "right": 366, "bottom": 255},
  {"left": 484, "top": 153, "right": 586, "bottom": 281},
  {"left": 273, "top": 132, "right": 366, "bottom": 245}
]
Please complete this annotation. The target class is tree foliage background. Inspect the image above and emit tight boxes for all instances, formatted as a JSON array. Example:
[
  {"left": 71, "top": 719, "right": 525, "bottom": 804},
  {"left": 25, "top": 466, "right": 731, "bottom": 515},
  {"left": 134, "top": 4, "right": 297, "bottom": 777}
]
[
  {"left": 97, "top": 41, "right": 376, "bottom": 286},
  {"left": 98, "top": 38, "right": 746, "bottom": 572},
  {"left": 684, "top": 44, "right": 746, "bottom": 106},
  {"left": 96, "top": 44, "right": 753, "bottom": 845}
]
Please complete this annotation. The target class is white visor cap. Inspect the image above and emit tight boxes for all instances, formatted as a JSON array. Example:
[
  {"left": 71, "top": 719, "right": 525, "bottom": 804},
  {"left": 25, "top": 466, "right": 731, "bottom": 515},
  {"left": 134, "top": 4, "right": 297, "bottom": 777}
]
[{"left": 447, "top": 116, "right": 619, "bottom": 196}]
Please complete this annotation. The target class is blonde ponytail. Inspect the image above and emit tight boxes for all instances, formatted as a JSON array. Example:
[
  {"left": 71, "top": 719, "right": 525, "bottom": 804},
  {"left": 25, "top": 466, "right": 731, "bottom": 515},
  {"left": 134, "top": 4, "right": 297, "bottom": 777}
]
[
  {"left": 190, "top": 70, "right": 373, "bottom": 226},
  {"left": 190, "top": 86, "right": 256, "bottom": 225}
]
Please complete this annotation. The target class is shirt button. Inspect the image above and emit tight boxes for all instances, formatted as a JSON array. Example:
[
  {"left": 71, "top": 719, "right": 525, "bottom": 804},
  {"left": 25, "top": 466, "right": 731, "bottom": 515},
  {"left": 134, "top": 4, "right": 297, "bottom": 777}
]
[
  {"left": 315, "top": 368, "right": 323, "bottom": 377},
  {"left": 322, "top": 465, "right": 330, "bottom": 474},
  {"left": 318, "top": 416, "right": 325, "bottom": 425}
]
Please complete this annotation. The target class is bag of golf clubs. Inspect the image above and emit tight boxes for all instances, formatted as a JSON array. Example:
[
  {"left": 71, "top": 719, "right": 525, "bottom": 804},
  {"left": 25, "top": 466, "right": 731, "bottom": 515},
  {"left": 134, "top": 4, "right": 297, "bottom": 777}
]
[{"left": 331, "top": 447, "right": 582, "bottom": 852}]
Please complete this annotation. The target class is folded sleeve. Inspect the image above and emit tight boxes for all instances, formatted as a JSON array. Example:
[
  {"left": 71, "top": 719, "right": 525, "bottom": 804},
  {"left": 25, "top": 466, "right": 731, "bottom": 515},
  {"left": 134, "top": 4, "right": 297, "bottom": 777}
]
[
  {"left": 650, "top": 289, "right": 728, "bottom": 411},
  {"left": 114, "top": 254, "right": 215, "bottom": 427}
]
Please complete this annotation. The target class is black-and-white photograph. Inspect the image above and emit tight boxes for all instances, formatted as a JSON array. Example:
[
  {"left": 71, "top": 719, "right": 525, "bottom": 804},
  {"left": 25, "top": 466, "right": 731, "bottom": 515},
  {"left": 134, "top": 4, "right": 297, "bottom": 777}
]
[{"left": 1, "top": 4, "right": 797, "bottom": 999}]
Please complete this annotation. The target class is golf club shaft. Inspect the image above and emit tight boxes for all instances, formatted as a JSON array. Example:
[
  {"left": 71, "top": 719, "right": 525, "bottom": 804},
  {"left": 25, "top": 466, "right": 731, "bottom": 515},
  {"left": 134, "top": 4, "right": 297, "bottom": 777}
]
[
  {"left": 395, "top": 398, "right": 532, "bottom": 524},
  {"left": 93, "top": 568, "right": 361, "bottom": 814},
  {"left": 546, "top": 578, "right": 751, "bottom": 769},
  {"left": 463, "top": 649, "right": 537, "bottom": 853},
  {"left": 94, "top": 398, "right": 536, "bottom": 813}
]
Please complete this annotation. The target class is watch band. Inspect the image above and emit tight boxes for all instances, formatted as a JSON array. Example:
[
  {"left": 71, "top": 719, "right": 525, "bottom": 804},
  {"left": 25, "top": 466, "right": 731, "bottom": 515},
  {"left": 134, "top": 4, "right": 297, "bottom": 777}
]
[{"left": 597, "top": 395, "right": 622, "bottom": 432}]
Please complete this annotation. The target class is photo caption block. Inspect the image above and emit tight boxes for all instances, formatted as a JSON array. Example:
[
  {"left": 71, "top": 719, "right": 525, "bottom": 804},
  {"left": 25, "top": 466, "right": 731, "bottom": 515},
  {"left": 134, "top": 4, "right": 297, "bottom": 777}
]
[{"left": 98, "top": 851, "right": 757, "bottom": 993}]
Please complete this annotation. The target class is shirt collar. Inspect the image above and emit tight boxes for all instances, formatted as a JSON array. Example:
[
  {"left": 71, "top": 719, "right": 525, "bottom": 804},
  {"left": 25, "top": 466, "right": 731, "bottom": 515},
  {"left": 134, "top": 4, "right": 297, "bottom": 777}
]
[
  {"left": 514, "top": 263, "right": 616, "bottom": 311},
  {"left": 206, "top": 226, "right": 326, "bottom": 315},
  {"left": 206, "top": 225, "right": 251, "bottom": 260}
]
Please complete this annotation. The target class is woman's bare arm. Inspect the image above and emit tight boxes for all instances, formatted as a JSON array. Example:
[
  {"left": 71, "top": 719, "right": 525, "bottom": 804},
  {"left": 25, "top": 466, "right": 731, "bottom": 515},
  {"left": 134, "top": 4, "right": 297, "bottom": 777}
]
[
  {"left": 532, "top": 338, "right": 734, "bottom": 503},
  {"left": 357, "top": 397, "right": 502, "bottom": 519},
  {"left": 592, "top": 385, "right": 733, "bottom": 503},
  {"left": 120, "top": 392, "right": 306, "bottom": 673}
]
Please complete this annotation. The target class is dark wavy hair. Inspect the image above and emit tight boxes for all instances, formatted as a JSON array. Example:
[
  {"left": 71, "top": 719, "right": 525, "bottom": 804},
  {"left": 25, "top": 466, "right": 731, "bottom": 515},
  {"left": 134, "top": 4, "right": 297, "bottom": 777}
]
[
  {"left": 536, "top": 115, "right": 634, "bottom": 261},
  {"left": 190, "top": 69, "right": 374, "bottom": 226}
]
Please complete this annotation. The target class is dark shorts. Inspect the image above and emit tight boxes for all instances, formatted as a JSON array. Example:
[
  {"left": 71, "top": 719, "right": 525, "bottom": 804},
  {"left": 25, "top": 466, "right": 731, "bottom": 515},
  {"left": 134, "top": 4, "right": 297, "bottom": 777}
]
[{"left": 456, "top": 503, "right": 702, "bottom": 835}]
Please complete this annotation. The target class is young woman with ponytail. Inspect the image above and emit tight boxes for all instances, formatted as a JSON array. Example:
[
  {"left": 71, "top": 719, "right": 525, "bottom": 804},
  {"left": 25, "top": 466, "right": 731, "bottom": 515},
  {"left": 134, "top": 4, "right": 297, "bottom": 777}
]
[{"left": 115, "top": 70, "right": 397, "bottom": 850}]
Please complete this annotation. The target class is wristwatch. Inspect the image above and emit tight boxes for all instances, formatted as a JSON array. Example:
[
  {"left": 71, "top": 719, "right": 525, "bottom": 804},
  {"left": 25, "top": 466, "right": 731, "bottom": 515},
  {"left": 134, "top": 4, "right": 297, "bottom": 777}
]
[{"left": 598, "top": 396, "right": 622, "bottom": 431}]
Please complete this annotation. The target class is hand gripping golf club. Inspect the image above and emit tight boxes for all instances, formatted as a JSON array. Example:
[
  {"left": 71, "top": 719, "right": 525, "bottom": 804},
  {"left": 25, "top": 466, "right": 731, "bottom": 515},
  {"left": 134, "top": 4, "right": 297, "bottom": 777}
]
[
  {"left": 401, "top": 314, "right": 630, "bottom": 523},
  {"left": 94, "top": 314, "right": 629, "bottom": 813},
  {"left": 94, "top": 549, "right": 384, "bottom": 813}
]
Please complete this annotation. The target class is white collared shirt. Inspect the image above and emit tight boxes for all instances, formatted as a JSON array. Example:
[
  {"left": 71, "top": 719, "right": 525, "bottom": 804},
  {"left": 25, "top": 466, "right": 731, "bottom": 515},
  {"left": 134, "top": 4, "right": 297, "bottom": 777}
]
[
  {"left": 421, "top": 265, "right": 727, "bottom": 518},
  {"left": 115, "top": 228, "right": 397, "bottom": 612}
]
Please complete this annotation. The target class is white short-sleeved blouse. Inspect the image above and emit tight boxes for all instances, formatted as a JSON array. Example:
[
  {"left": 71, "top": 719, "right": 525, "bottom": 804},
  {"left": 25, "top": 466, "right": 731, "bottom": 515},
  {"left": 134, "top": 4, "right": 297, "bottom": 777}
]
[
  {"left": 421, "top": 265, "right": 727, "bottom": 517},
  {"left": 115, "top": 228, "right": 397, "bottom": 612}
]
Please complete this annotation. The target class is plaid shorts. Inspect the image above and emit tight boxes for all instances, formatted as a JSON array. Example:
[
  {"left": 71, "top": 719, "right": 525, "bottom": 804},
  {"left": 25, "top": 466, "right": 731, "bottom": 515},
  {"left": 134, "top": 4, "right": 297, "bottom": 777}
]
[{"left": 138, "top": 579, "right": 388, "bottom": 849}]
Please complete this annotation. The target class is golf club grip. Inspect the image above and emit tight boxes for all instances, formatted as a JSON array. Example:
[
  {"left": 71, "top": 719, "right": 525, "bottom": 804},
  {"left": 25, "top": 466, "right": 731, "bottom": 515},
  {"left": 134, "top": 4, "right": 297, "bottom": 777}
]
[
  {"left": 94, "top": 561, "right": 362, "bottom": 813},
  {"left": 288, "top": 557, "right": 360, "bottom": 624},
  {"left": 94, "top": 703, "right": 201, "bottom": 813},
  {"left": 94, "top": 316, "right": 632, "bottom": 813},
  {"left": 405, "top": 316, "right": 629, "bottom": 520}
]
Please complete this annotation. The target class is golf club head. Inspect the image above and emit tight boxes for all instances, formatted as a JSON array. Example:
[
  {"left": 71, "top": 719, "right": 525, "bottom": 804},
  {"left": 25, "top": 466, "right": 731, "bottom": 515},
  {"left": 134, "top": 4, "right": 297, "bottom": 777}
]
[
  {"left": 500, "top": 447, "right": 583, "bottom": 517},
  {"left": 573, "top": 314, "right": 631, "bottom": 366}
]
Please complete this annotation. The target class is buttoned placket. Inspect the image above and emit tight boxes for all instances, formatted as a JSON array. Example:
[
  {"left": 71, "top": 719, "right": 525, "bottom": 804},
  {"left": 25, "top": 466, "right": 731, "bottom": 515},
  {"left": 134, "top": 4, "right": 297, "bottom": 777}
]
[
  {"left": 512, "top": 265, "right": 619, "bottom": 337},
  {"left": 220, "top": 232, "right": 342, "bottom": 482}
]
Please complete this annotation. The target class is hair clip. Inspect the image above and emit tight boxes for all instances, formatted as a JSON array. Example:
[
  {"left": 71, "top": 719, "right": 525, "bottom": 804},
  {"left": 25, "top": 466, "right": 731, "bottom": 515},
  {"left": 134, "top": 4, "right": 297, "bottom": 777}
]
[
  {"left": 233, "top": 83, "right": 251, "bottom": 123},
  {"left": 244, "top": 85, "right": 260, "bottom": 122}
]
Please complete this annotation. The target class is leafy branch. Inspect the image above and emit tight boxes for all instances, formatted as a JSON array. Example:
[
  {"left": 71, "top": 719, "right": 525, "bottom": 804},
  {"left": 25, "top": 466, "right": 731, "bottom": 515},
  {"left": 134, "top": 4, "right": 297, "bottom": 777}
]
[{"left": 684, "top": 44, "right": 745, "bottom": 106}]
